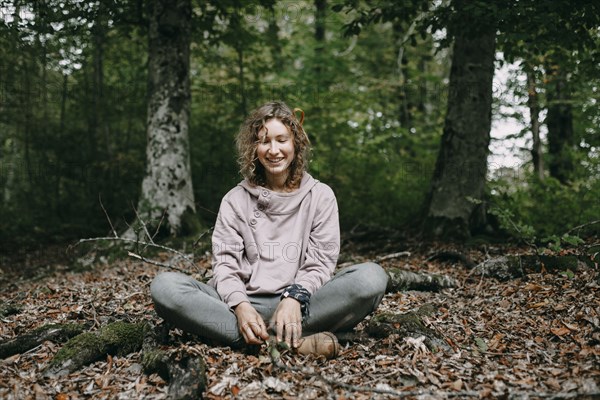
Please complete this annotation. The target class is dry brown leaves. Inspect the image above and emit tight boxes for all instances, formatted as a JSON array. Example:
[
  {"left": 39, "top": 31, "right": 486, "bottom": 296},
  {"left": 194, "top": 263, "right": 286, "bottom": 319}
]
[{"left": 1, "top": 243, "right": 599, "bottom": 399}]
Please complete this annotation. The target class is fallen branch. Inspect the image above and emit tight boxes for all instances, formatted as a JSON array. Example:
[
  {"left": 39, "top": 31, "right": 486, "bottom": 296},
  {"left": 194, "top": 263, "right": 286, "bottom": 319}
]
[
  {"left": 0, "top": 323, "right": 86, "bottom": 359},
  {"left": 376, "top": 251, "right": 411, "bottom": 262},
  {"left": 74, "top": 237, "right": 198, "bottom": 271},
  {"left": 386, "top": 268, "right": 457, "bottom": 293},
  {"left": 127, "top": 252, "right": 189, "bottom": 274}
]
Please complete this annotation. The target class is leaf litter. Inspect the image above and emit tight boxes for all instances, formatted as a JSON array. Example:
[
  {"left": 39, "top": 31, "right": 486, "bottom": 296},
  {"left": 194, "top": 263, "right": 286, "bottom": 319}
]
[{"left": 0, "top": 242, "right": 599, "bottom": 399}]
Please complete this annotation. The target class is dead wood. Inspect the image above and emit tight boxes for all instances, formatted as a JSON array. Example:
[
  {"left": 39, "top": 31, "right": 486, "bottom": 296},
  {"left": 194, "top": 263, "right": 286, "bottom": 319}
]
[
  {"left": 386, "top": 268, "right": 457, "bottom": 293},
  {"left": 473, "top": 255, "right": 580, "bottom": 281},
  {"left": 166, "top": 355, "right": 207, "bottom": 400},
  {"left": 0, "top": 323, "right": 86, "bottom": 359},
  {"left": 366, "top": 304, "right": 449, "bottom": 351},
  {"left": 44, "top": 321, "right": 147, "bottom": 377},
  {"left": 141, "top": 324, "right": 207, "bottom": 399}
]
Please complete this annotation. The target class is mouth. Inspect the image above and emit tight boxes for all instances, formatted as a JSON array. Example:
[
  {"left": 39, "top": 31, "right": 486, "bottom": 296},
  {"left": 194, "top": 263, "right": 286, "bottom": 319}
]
[{"left": 266, "top": 158, "right": 284, "bottom": 164}]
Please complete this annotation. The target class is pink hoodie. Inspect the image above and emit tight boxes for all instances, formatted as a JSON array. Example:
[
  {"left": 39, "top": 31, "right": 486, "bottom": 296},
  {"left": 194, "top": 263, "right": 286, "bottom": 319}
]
[{"left": 209, "top": 173, "right": 340, "bottom": 308}]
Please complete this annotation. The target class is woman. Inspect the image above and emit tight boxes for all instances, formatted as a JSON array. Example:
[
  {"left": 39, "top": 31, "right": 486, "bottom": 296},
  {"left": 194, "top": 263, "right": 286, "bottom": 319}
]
[{"left": 151, "top": 101, "right": 388, "bottom": 355}]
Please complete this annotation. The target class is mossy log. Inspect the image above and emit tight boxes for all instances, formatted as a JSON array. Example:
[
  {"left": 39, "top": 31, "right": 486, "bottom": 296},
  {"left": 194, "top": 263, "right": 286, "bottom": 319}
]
[
  {"left": 0, "top": 323, "right": 86, "bottom": 359},
  {"left": 473, "top": 255, "right": 580, "bottom": 281},
  {"left": 45, "top": 321, "right": 146, "bottom": 377},
  {"left": 366, "top": 305, "right": 448, "bottom": 351},
  {"left": 386, "top": 268, "right": 457, "bottom": 293}
]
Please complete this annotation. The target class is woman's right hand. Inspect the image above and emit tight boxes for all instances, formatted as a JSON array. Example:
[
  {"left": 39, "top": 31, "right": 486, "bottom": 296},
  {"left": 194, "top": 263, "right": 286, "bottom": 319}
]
[{"left": 233, "top": 301, "right": 269, "bottom": 344}]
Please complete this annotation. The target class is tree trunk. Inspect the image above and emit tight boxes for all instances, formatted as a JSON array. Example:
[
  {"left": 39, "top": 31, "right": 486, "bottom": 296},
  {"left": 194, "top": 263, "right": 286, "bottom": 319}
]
[
  {"left": 545, "top": 64, "right": 575, "bottom": 184},
  {"left": 313, "top": 0, "right": 327, "bottom": 117},
  {"left": 423, "top": 6, "right": 496, "bottom": 240},
  {"left": 267, "top": 5, "right": 282, "bottom": 67},
  {"left": 526, "top": 68, "right": 544, "bottom": 181},
  {"left": 314, "top": 0, "right": 326, "bottom": 66},
  {"left": 129, "top": 0, "right": 196, "bottom": 237}
]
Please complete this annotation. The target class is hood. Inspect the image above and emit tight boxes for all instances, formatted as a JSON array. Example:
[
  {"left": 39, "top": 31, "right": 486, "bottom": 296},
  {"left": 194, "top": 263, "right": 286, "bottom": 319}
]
[{"left": 238, "top": 172, "right": 319, "bottom": 215}]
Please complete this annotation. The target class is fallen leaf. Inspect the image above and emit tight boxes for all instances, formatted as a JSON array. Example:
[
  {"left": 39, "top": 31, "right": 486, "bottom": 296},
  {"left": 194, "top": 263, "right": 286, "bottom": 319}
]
[
  {"left": 561, "top": 321, "right": 579, "bottom": 331},
  {"left": 550, "top": 326, "right": 571, "bottom": 336},
  {"left": 475, "top": 337, "right": 488, "bottom": 352},
  {"left": 450, "top": 379, "right": 463, "bottom": 391}
]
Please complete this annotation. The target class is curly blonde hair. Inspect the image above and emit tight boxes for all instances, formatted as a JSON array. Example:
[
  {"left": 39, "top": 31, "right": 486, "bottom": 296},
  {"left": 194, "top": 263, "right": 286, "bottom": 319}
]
[{"left": 236, "top": 101, "right": 310, "bottom": 190}]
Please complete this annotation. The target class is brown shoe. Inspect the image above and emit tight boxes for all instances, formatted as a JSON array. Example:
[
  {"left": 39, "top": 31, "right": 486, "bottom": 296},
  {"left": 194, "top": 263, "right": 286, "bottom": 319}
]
[{"left": 295, "top": 332, "right": 340, "bottom": 359}]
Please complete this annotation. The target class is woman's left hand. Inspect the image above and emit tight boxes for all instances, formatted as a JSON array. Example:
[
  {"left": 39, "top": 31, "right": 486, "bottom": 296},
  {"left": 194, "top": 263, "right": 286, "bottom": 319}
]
[{"left": 270, "top": 298, "right": 302, "bottom": 348}]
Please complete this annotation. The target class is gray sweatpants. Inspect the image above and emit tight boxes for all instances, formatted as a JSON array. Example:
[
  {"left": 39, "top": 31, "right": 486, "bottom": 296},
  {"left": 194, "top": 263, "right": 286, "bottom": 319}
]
[{"left": 150, "top": 262, "right": 388, "bottom": 347}]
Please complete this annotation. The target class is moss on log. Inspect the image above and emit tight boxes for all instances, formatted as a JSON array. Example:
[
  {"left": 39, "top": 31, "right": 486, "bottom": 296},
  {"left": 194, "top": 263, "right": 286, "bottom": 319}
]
[
  {"left": 45, "top": 321, "right": 147, "bottom": 376},
  {"left": 366, "top": 306, "right": 448, "bottom": 351},
  {"left": 386, "top": 268, "right": 457, "bottom": 293},
  {"left": 0, "top": 323, "right": 86, "bottom": 359}
]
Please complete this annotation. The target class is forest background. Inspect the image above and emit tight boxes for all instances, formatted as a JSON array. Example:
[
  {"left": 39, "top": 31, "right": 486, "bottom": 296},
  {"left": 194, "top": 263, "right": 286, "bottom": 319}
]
[{"left": 1, "top": 0, "right": 599, "bottom": 257}]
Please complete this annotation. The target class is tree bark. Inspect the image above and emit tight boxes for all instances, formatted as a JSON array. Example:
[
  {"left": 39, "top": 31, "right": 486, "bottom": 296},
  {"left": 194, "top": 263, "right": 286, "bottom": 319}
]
[
  {"left": 423, "top": 2, "right": 496, "bottom": 240},
  {"left": 526, "top": 68, "right": 544, "bottom": 181},
  {"left": 129, "top": 0, "right": 196, "bottom": 237},
  {"left": 545, "top": 64, "right": 575, "bottom": 184},
  {"left": 315, "top": 0, "right": 326, "bottom": 63},
  {"left": 385, "top": 268, "right": 457, "bottom": 293}
]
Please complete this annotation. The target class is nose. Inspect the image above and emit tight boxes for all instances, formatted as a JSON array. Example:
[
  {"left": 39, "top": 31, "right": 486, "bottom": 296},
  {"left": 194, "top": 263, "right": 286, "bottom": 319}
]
[{"left": 268, "top": 140, "right": 279, "bottom": 154}]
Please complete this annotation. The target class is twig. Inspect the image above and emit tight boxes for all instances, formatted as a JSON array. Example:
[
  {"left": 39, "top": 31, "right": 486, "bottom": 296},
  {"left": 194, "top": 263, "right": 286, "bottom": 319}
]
[
  {"left": 566, "top": 219, "right": 600, "bottom": 235},
  {"left": 75, "top": 237, "right": 197, "bottom": 271},
  {"left": 131, "top": 202, "right": 155, "bottom": 245},
  {"left": 193, "top": 226, "right": 214, "bottom": 247},
  {"left": 99, "top": 194, "right": 118, "bottom": 238},
  {"left": 90, "top": 301, "right": 99, "bottom": 330},
  {"left": 151, "top": 209, "right": 167, "bottom": 241},
  {"left": 127, "top": 252, "right": 189, "bottom": 274},
  {"left": 376, "top": 251, "right": 411, "bottom": 262}
]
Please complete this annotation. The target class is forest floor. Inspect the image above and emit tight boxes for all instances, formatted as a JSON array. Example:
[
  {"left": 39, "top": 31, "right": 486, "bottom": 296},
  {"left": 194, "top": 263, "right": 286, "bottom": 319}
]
[{"left": 0, "top": 237, "right": 599, "bottom": 399}]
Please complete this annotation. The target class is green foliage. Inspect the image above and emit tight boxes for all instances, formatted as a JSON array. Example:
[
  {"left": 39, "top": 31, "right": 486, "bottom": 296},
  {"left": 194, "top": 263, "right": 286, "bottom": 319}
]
[
  {"left": 1, "top": 0, "right": 598, "bottom": 247},
  {"left": 489, "top": 172, "right": 600, "bottom": 246}
]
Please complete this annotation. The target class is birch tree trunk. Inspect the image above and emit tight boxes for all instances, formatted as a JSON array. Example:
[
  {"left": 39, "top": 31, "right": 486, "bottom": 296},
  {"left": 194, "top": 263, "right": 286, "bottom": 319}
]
[
  {"left": 423, "top": 0, "right": 496, "bottom": 240},
  {"left": 130, "top": 0, "right": 195, "bottom": 237}
]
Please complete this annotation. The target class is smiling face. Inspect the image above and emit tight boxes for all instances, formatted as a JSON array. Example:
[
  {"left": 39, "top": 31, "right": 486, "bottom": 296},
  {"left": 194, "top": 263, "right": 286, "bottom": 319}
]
[{"left": 256, "top": 118, "right": 296, "bottom": 188}]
